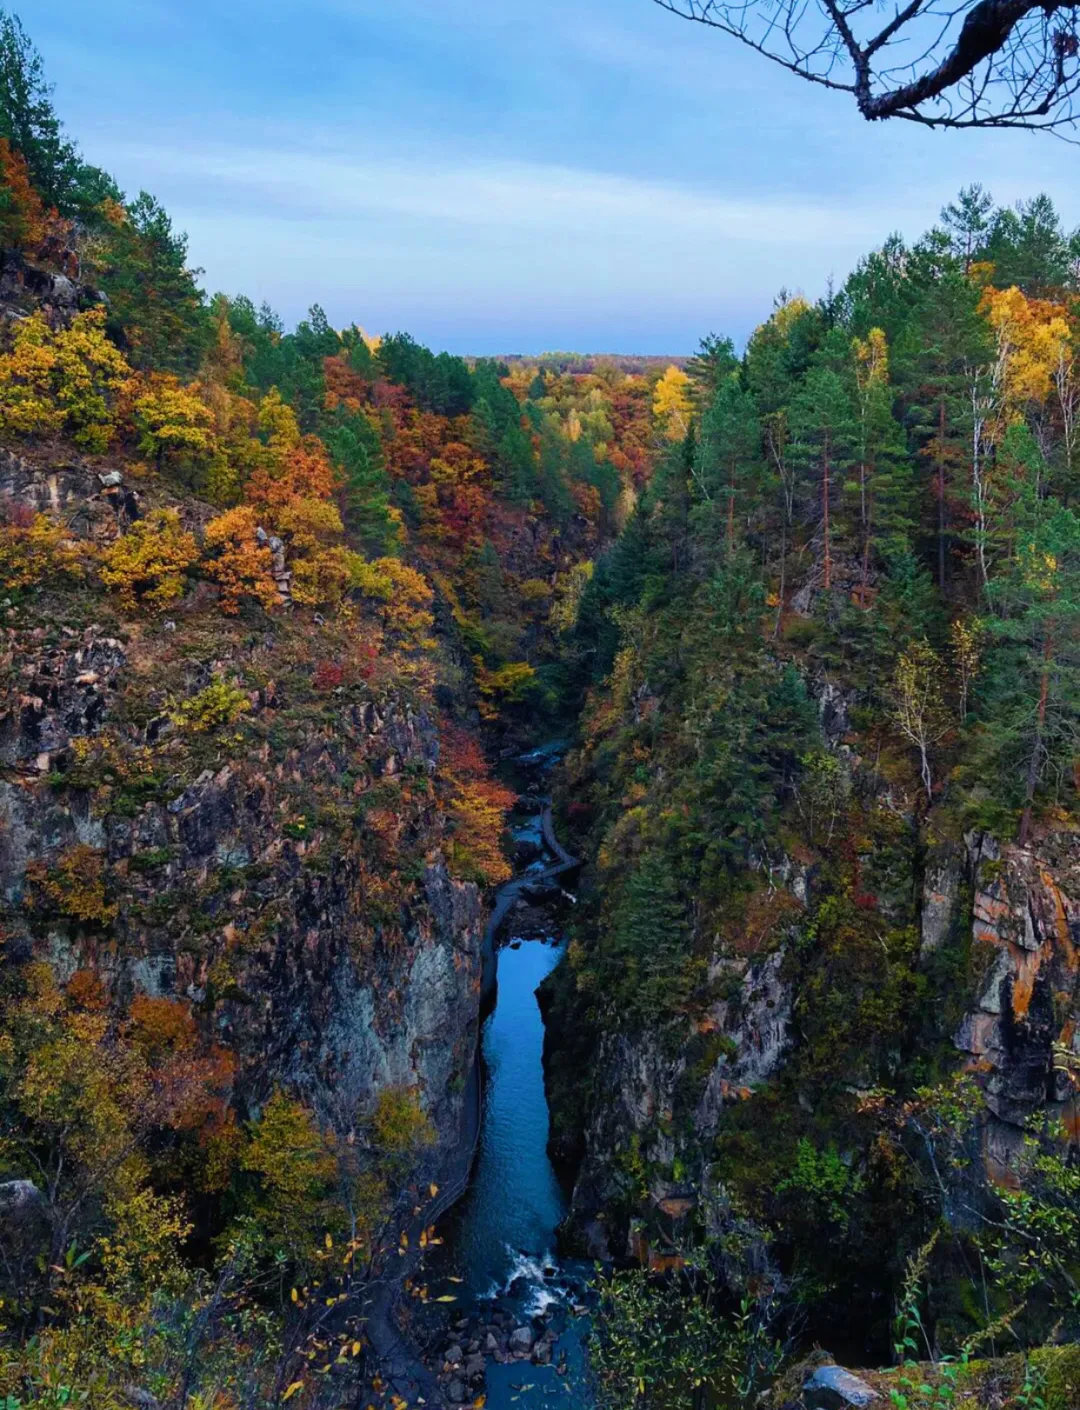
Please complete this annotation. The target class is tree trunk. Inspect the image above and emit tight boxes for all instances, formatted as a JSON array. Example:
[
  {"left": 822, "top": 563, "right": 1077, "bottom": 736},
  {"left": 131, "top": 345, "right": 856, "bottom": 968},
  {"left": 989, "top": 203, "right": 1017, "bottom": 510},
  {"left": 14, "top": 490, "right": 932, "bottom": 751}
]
[
  {"left": 822, "top": 431, "right": 832, "bottom": 592},
  {"left": 1019, "top": 633, "right": 1053, "bottom": 845},
  {"left": 937, "top": 396, "right": 947, "bottom": 591}
]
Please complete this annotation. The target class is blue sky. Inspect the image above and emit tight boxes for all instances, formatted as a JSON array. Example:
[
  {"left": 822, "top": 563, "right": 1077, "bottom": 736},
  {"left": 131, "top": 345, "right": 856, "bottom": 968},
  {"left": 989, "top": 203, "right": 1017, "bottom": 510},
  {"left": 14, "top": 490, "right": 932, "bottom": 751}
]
[{"left": 21, "top": 0, "right": 1080, "bottom": 354}]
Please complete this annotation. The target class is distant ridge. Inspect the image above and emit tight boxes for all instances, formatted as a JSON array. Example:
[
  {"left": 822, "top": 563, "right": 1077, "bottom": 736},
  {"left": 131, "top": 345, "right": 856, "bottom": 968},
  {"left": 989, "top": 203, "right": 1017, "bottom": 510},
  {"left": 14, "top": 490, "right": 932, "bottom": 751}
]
[{"left": 492, "top": 351, "right": 690, "bottom": 375}]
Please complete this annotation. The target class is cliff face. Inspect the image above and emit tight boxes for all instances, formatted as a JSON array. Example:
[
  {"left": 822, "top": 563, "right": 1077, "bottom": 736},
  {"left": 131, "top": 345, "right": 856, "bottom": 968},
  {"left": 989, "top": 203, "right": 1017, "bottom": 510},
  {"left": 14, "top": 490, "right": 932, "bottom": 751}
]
[
  {"left": 551, "top": 655, "right": 1080, "bottom": 1343},
  {"left": 0, "top": 447, "right": 484, "bottom": 1157}
]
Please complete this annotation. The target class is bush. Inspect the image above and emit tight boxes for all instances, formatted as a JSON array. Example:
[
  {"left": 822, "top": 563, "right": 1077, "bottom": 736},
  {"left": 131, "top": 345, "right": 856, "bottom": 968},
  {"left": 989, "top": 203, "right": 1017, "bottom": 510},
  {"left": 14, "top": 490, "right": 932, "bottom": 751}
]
[
  {"left": 0, "top": 512, "right": 83, "bottom": 591},
  {"left": 99, "top": 508, "right": 197, "bottom": 608},
  {"left": 169, "top": 677, "right": 251, "bottom": 733},
  {"left": 202, "top": 505, "right": 278, "bottom": 614},
  {"left": 0, "top": 308, "right": 131, "bottom": 451}
]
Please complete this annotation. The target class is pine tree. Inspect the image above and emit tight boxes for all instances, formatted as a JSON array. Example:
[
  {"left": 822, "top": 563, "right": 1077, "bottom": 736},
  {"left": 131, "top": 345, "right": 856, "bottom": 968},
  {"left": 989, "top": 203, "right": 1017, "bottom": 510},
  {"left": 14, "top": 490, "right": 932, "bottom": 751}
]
[{"left": 791, "top": 367, "right": 856, "bottom": 593}]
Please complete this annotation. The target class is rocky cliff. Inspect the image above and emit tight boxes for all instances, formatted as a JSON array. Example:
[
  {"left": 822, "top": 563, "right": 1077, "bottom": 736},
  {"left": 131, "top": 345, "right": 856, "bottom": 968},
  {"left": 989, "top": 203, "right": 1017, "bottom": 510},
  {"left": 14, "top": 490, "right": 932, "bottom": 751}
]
[{"left": 0, "top": 443, "right": 485, "bottom": 1190}]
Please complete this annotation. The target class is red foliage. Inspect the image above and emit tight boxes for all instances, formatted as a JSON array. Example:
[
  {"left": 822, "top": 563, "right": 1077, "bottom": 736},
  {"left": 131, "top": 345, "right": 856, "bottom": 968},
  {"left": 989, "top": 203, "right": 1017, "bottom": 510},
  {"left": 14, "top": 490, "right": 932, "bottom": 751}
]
[{"left": 313, "top": 660, "right": 345, "bottom": 691}]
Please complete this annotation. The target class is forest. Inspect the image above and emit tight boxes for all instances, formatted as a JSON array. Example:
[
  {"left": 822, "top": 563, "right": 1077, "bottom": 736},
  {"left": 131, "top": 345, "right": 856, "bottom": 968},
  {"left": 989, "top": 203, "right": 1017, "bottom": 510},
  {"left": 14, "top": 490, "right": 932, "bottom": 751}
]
[{"left": 2, "top": 6, "right": 1080, "bottom": 1410}]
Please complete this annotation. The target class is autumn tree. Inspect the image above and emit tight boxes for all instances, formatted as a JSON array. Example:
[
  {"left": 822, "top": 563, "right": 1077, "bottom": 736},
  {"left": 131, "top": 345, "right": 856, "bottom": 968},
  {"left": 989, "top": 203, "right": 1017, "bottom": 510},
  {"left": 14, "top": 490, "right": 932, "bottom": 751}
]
[
  {"left": 652, "top": 364, "right": 693, "bottom": 443},
  {"left": 202, "top": 505, "right": 279, "bottom": 613},
  {"left": 892, "top": 639, "right": 951, "bottom": 800},
  {"left": 133, "top": 377, "right": 217, "bottom": 475},
  {"left": 100, "top": 508, "right": 197, "bottom": 609},
  {"left": 0, "top": 134, "right": 43, "bottom": 248},
  {"left": 441, "top": 724, "right": 515, "bottom": 884},
  {"left": 0, "top": 307, "right": 131, "bottom": 451}
]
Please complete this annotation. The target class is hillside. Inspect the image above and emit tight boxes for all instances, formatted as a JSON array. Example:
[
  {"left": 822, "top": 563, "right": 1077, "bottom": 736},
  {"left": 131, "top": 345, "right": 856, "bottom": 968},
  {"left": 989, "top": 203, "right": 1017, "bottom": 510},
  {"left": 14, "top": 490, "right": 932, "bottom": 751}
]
[{"left": 543, "top": 194, "right": 1080, "bottom": 1405}]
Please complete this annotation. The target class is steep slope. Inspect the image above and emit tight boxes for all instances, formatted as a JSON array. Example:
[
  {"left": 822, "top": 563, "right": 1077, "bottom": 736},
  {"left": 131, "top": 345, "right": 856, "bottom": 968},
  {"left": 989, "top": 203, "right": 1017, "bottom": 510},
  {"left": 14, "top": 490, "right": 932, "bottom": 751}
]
[{"left": 544, "top": 195, "right": 1080, "bottom": 1397}]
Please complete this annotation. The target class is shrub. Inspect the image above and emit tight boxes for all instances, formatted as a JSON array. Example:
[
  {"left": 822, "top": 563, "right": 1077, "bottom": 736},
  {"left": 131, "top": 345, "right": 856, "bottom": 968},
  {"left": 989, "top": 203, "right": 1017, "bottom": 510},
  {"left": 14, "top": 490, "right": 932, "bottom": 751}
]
[
  {"left": 0, "top": 512, "right": 83, "bottom": 590},
  {"left": 202, "top": 504, "right": 278, "bottom": 614},
  {"left": 133, "top": 377, "right": 216, "bottom": 472},
  {"left": 371, "top": 1085, "right": 434, "bottom": 1156},
  {"left": 0, "top": 308, "right": 131, "bottom": 451},
  {"left": 25, "top": 843, "right": 116, "bottom": 925},
  {"left": 169, "top": 677, "right": 251, "bottom": 733},
  {"left": 99, "top": 507, "right": 197, "bottom": 608}
]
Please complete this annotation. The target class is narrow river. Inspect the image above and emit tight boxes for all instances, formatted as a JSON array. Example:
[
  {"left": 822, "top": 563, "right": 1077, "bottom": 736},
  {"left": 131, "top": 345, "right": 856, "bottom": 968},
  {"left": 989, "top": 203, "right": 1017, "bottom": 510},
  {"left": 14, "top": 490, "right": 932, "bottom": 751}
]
[{"left": 420, "top": 781, "right": 594, "bottom": 1408}]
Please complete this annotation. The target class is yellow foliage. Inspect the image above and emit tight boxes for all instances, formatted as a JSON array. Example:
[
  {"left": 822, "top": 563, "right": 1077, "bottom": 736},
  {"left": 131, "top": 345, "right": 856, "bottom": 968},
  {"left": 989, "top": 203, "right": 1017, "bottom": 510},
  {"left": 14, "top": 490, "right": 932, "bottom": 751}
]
[
  {"left": 203, "top": 504, "right": 279, "bottom": 613},
  {"left": 0, "top": 513, "right": 84, "bottom": 590},
  {"left": 133, "top": 376, "right": 217, "bottom": 469},
  {"left": 257, "top": 386, "right": 302, "bottom": 455},
  {"left": 25, "top": 844, "right": 116, "bottom": 925},
  {"left": 0, "top": 308, "right": 131, "bottom": 451},
  {"left": 276, "top": 495, "right": 345, "bottom": 551},
  {"left": 518, "top": 576, "right": 552, "bottom": 604},
  {"left": 371, "top": 1086, "right": 435, "bottom": 1156},
  {"left": 291, "top": 543, "right": 367, "bottom": 607},
  {"left": 853, "top": 327, "right": 889, "bottom": 391},
  {"left": 353, "top": 556, "right": 435, "bottom": 642},
  {"left": 652, "top": 365, "right": 692, "bottom": 442},
  {"left": 549, "top": 560, "right": 594, "bottom": 633},
  {"left": 100, "top": 507, "right": 197, "bottom": 608},
  {"left": 169, "top": 677, "right": 251, "bottom": 733},
  {"left": 983, "top": 285, "right": 1072, "bottom": 416},
  {"left": 472, "top": 658, "right": 538, "bottom": 718},
  {"left": 242, "top": 1089, "right": 336, "bottom": 1255}
]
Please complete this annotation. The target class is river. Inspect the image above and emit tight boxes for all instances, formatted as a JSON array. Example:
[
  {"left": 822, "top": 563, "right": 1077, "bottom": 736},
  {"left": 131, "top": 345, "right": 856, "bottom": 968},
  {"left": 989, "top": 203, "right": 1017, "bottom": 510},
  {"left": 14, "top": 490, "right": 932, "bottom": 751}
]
[{"left": 419, "top": 777, "right": 595, "bottom": 1409}]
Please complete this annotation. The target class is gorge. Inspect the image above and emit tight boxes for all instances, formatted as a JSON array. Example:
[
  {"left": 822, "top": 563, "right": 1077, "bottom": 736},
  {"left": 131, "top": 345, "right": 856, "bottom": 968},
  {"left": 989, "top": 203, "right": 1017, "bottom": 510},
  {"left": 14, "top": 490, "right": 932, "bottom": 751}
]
[{"left": 2, "top": 13, "right": 1080, "bottom": 1409}]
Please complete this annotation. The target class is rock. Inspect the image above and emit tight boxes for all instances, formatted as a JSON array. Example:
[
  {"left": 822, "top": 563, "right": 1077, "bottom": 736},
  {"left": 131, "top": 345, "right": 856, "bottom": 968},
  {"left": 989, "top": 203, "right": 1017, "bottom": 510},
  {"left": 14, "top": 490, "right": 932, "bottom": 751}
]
[
  {"left": 0, "top": 1180, "right": 42, "bottom": 1217},
  {"left": 464, "top": 1353, "right": 485, "bottom": 1378},
  {"left": 447, "top": 1377, "right": 466, "bottom": 1403},
  {"left": 443, "top": 1343, "right": 463, "bottom": 1365},
  {"left": 98, "top": 470, "right": 123, "bottom": 488},
  {"left": 803, "top": 1364, "right": 880, "bottom": 1408},
  {"left": 122, "top": 1389, "right": 161, "bottom": 1410},
  {"left": 483, "top": 1332, "right": 500, "bottom": 1354},
  {"left": 532, "top": 1339, "right": 552, "bottom": 1365},
  {"left": 508, "top": 1325, "right": 535, "bottom": 1356}
]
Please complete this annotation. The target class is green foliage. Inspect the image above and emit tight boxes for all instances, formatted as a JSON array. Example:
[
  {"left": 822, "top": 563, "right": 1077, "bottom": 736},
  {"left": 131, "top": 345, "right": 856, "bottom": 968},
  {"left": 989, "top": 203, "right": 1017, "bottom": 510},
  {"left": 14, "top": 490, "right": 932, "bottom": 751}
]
[
  {"left": 590, "top": 1263, "right": 781, "bottom": 1409},
  {"left": 0, "top": 9, "right": 117, "bottom": 214},
  {"left": 97, "top": 193, "right": 209, "bottom": 375}
]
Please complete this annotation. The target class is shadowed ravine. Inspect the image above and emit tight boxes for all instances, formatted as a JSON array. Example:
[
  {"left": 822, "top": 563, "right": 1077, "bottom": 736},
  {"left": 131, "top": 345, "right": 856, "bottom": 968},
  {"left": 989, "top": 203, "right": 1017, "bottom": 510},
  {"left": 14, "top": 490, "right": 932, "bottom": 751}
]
[{"left": 367, "top": 759, "right": 591, "bottom": 1409}]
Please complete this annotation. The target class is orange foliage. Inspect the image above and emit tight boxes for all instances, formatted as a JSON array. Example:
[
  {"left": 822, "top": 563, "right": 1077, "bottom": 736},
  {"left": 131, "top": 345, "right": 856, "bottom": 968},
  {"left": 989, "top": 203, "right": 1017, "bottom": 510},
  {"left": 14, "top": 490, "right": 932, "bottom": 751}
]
[
  {"left": 0, "top": 137, "right": 46, "bottom": 249},
  {"left": 323, "top": 355, "right": 371, "bottom": 412},
  {"left": 203, "top": 504, "right": 279, "bottom": 613},
  {"left": 440, "top": 723, "right": 515, "bottom": 886},
  {"left": 247, "top": 440, "right": 338, "bottom": 514}
]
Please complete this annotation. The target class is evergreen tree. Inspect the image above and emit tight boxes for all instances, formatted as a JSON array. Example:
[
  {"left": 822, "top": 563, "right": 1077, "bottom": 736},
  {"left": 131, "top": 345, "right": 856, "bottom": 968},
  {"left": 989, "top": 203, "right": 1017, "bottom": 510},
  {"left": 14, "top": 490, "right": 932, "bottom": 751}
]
[
  {"left": 321, "top": 409, "right": 399, "bottom": 556},
  {"left": 99, "top": 192, "right": 209, "bottom": 375},
  {"left": 790, "top": 366, "right": 856, "bottom": 592},
  {"left": 694, "top": 374, "right": 762, "bottom": 562},
  {"left": 0, "top": 10, "right": 116, "bottom": 215}
]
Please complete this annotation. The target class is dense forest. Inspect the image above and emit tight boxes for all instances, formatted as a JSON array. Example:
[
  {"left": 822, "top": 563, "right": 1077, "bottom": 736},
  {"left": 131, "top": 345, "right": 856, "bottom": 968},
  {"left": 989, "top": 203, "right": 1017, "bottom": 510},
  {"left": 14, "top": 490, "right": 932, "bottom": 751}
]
[
  {"left": 2, "top": 7, "right": 1080, "bottom": 1410},
  {"left": 546, "top": 187, "right": 1080, "bottom": 1404}
]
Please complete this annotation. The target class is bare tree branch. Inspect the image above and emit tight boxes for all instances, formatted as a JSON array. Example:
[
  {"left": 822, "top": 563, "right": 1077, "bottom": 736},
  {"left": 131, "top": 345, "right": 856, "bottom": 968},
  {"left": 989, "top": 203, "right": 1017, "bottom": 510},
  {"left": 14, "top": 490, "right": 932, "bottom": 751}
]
[{"left": 654, "top": 0, "right": 1080, "bottom": 131}]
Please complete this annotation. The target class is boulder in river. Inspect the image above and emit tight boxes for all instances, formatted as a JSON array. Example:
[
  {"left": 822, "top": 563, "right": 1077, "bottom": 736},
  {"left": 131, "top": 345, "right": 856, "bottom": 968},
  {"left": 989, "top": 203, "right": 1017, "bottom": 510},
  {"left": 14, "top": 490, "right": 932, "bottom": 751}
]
[{"left": 508, "top": 1325, "right": 535, "bottom": 1356}]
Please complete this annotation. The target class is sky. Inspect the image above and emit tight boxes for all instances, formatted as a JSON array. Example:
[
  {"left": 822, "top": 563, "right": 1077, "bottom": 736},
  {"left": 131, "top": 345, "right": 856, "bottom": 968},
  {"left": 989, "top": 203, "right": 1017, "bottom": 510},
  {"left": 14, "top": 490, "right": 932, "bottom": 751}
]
[{"left": 19, "top": 0, "right": 1080, "bottom": 354}]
